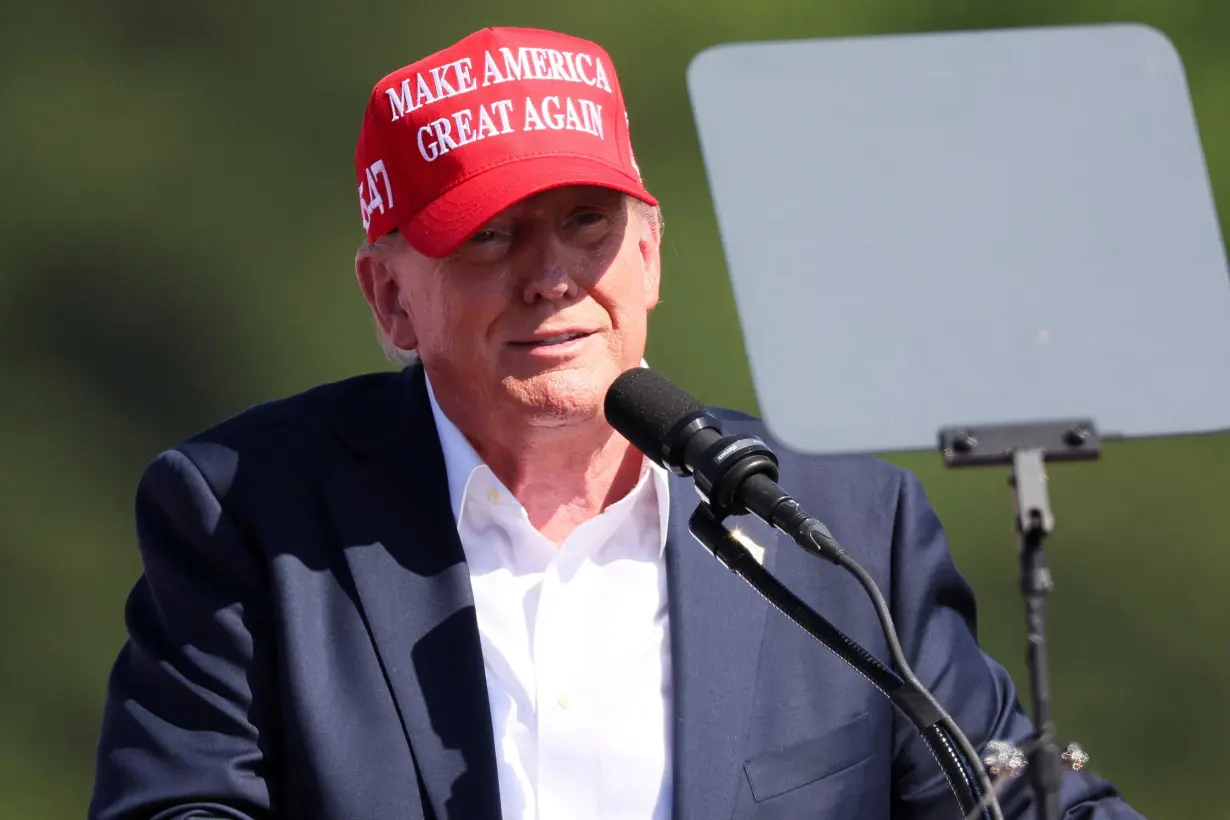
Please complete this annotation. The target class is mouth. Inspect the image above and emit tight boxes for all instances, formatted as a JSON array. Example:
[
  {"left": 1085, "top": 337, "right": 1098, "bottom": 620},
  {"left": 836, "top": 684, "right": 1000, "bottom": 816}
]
[{"left": 509, "top": 330, "right": 594, "bottom": 348}]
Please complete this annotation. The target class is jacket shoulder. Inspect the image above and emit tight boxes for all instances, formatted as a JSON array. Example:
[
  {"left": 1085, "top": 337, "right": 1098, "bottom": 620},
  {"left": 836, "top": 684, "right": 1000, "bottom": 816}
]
[
  {"left": 181, "top": 370, "right": 400, "bottom": 451},
  {"left": 138, "top": 370, "right": 408, "bottom": 497}
]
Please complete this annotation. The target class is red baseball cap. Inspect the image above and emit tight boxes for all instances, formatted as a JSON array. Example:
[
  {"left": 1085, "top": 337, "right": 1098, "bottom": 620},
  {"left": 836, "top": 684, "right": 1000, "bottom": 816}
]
[{"left": 354, "top": 27, "right": 657, "bottom": 257}]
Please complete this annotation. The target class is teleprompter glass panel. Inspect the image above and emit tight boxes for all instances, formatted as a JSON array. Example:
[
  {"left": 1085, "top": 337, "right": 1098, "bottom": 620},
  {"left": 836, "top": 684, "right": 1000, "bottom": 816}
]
[{"left": 687, "top": 24, "right": 1230, "bottom": 455}]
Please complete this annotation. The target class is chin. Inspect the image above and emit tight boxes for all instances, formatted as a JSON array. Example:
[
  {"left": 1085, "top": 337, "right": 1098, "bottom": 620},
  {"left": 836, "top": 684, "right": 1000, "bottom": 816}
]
[{"left": 502, "top": 365, "right": 614, "bottom": 423}]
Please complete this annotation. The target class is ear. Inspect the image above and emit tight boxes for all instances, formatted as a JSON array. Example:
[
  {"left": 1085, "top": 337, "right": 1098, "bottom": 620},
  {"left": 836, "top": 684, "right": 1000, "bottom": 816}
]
[
  {"left": 637, "top": 210, "right": 663, "bottom": 311},
  {"left": 354, "top": 247, "right": 418, "bottom": 351}
]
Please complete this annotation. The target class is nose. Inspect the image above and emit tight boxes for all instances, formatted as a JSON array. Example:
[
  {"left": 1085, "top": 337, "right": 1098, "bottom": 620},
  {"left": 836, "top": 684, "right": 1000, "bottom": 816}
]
[{"left": 519, "top": 238, "right": 580, "bottom": 304}]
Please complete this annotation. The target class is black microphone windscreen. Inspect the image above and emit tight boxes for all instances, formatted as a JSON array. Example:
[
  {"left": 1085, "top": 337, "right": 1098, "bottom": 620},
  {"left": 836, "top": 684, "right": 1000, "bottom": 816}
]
[{"left": 604, "top": 367, "right": 706, "bottom": 464}]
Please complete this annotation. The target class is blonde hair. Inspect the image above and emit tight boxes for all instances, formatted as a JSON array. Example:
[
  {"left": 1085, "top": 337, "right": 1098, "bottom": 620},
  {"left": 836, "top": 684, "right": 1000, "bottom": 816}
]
[{"left": 358, "top": 197, "right": 662, "bottom": 368}]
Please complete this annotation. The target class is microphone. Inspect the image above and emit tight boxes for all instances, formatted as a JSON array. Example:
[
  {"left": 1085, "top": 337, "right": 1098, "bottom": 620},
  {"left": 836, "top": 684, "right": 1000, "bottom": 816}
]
[
  {"left": 604, "top": 366, "right": 843, "bottom": 564},
  {"left": 604, "top": 365, "right": 1005, "bottom": 820}
]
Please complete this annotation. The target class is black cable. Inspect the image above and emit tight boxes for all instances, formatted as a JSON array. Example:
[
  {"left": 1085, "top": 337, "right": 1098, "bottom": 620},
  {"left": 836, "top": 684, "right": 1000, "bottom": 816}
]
[
  {"left": 809, "top": 523, "right": 1003, "bottom": 820},
  {"left": 689, "top": 506, "right": 1003, "bottom": 820}
]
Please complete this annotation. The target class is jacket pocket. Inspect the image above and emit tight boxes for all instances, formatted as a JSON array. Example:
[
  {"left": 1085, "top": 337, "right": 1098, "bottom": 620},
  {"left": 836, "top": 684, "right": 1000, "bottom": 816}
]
[{"left": 743, "top": 710, "right": 873, "bottom": 802}]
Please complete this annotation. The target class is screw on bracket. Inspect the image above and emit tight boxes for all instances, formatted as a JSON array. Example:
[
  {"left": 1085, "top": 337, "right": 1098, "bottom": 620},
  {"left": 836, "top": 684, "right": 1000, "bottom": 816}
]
[
  {"left": 952, "top": 431, "right": 978, "bottom": 453},
  {"left": 1063, "top": 426, "right": 1091, "bottom": 447}
]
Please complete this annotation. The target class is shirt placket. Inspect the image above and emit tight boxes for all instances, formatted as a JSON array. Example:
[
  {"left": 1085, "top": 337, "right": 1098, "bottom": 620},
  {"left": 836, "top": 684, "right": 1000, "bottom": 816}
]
[{"left": 532, "top": 537, "right": 599, "bottom": 820}]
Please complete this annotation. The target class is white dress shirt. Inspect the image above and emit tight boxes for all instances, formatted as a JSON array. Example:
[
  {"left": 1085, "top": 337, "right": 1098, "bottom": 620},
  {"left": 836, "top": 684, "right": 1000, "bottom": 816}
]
[{"left": 426, "top": 375, "right": 674, "bottom": 820}]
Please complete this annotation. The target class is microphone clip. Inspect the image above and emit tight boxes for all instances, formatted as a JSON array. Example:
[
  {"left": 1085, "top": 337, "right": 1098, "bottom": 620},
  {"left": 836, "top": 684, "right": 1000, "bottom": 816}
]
[
  {"left": 659, "top": 410, "right": 720, "bottom": 475},
  {"left": 692, "top": 433, "right": 779, "bottom": 520}
]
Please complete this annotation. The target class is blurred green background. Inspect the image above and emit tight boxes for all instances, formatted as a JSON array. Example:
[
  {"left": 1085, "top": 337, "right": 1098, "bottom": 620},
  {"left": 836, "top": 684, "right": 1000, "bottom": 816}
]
[{"left": 3, "top": 1, "right": 1227, "bottom": 818}]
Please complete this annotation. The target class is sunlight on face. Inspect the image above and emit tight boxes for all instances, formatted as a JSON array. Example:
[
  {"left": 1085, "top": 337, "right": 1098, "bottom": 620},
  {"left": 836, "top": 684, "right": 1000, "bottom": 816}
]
[{"left": 393, "top": 186, "right": 661, "bottom": 430}]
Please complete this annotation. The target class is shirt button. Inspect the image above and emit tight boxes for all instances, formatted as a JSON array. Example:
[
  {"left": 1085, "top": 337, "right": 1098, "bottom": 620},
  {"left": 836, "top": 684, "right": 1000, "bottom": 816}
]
[
  {"left": 556, "top": 693, "right": 573, "bottom": 710},
  {"left": 487, "top": 488, "right": 501, "bottom": 504}
]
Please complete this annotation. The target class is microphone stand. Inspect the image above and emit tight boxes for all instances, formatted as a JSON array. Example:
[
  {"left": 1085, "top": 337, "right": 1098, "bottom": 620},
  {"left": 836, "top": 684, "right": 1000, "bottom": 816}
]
[
  {"left": 939, "top": 418, "right": 1104, "bottom": 820},
  {"left": 687, "top": 504, "right": 1003, "bottom": 820},
  {"left": 607, "top": 367, "right": 1094, "bottom": 817}
]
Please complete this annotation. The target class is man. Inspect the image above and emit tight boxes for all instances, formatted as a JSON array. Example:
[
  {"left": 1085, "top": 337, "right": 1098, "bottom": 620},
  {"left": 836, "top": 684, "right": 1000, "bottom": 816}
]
[{"left": 89, "top": 26, "right": 1145, "bottom": 820}]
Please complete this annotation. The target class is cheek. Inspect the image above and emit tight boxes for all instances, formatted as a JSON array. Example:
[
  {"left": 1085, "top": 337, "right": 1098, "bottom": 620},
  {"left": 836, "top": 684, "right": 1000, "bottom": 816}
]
[
  {"left": 594, "top": 254, "right": 651, "bottom": 325},
  {"left": 409, "top": 269, "right": 508, "bottom": 355}
]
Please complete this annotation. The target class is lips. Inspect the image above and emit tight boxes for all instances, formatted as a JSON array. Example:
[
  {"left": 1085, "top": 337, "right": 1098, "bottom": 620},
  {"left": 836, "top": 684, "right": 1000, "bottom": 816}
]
[{"left": 509, "top": 330, "right": 593, "bottom": 347}]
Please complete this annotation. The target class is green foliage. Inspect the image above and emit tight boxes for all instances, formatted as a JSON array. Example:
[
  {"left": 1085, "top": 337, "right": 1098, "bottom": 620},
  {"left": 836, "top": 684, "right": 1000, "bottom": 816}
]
[{"left": 2, "top": 1, "right": 1226, "bottom": 817}]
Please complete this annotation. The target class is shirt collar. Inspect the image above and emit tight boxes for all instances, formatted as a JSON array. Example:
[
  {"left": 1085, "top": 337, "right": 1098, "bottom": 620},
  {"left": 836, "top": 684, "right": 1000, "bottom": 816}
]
[
  {"left": 425, "top": 364, "right": 671, "bottom": 554},
  {"left": 425, "top": 372, "right": 485, "bottom": 526}
]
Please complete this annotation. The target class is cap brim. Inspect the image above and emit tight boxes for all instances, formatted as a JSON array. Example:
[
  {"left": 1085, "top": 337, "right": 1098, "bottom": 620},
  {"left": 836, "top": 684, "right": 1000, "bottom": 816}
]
[{"left": 400, "top": 155, "right": 658, "bottom": 258}]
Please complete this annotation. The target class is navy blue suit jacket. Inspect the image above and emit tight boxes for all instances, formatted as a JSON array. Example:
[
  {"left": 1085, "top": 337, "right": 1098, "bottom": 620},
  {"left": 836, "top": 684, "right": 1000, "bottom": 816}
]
[{"left": 89, "top": 365, "right": 1145, "bottom": 819}]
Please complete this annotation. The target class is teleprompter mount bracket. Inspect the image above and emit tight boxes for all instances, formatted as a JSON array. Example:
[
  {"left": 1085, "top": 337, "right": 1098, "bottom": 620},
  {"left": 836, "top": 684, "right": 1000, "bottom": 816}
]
[{"left": 938, "top": 419, "right": 1103, "bottom": 468}]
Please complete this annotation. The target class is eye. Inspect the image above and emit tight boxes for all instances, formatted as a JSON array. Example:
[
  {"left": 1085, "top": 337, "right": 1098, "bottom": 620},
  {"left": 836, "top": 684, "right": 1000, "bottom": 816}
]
[
  {"left": 468, "top": 228, "right": 511, "bottom": 245},
  {"left": 567, "top": 208, "right": 611, "bottom": 236},
  {"left": 453, "top": 225, "right": 514, "bottom": 263}
]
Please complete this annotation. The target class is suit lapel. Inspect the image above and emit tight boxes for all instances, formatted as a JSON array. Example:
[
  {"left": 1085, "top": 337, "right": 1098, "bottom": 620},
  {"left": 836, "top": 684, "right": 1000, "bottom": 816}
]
[
  {"left": 666, "top": 472, "right": 780, "bottom": 820},
  {"left": 324, "top": 366, "right": 502, "bottom": 820}
]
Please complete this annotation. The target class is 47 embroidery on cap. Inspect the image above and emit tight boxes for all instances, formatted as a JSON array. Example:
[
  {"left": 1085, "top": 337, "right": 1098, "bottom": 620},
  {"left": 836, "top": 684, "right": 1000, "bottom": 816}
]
[{"left": 359, "top": 159, "right": 394, "bottom": 232}]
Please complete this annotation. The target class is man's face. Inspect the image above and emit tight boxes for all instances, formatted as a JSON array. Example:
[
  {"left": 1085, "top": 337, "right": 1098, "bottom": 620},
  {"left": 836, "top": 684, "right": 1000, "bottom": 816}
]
[{"left": 358, "top": 185, "right": 662, "bottom": 427}]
